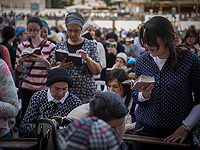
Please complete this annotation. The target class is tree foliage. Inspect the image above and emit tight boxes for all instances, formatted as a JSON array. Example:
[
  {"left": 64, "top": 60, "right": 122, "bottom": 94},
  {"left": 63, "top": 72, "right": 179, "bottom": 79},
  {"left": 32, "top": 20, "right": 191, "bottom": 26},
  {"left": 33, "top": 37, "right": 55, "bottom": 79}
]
[
  {"left": 103, "top": 0, "right": 113, "bottom": 6},
  {"left": 51, "top": 0, "right": 73, "bottom": 8}
]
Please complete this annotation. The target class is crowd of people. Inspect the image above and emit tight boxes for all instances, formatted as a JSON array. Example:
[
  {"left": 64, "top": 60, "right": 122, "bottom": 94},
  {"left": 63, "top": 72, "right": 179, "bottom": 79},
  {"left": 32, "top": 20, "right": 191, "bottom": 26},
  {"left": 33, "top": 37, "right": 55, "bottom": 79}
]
[{"left": 0, "top": 12, "right": 200, "bottom": 150}]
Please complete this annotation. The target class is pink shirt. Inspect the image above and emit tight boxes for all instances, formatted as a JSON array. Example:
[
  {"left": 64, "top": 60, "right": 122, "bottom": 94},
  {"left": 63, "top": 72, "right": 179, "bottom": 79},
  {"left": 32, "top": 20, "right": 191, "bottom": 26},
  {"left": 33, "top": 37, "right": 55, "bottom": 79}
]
[{"left": 15, "top": 40, "right": 55, "bottom": 91}]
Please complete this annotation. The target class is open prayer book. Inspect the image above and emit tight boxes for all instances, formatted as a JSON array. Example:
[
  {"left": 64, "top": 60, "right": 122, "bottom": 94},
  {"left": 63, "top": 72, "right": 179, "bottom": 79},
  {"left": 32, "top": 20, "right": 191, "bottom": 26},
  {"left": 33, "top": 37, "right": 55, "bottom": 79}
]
[
  {"left": 122, "top": 75, "right": 155, "bottom": 89},
  {"left": 21, "top": 48, "right": 41, "bottom": 56},
  {"left": 55, "top": 49, "right": 82, "bottom": 66}
]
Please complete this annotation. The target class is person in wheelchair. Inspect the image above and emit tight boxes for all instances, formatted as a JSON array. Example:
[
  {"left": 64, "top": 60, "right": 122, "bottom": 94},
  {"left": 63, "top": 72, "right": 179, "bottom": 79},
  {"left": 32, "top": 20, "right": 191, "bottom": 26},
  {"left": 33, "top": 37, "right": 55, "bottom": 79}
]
[{"left": 19, "top": 68, "right": 82, "bottom": 137}]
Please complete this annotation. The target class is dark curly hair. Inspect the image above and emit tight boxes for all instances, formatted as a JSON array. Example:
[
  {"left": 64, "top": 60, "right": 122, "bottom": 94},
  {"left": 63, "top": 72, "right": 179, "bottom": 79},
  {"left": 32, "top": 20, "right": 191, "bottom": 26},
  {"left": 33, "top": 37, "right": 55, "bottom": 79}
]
[{"left": 1, "top": 26, "right": 16, "bottom": 45}]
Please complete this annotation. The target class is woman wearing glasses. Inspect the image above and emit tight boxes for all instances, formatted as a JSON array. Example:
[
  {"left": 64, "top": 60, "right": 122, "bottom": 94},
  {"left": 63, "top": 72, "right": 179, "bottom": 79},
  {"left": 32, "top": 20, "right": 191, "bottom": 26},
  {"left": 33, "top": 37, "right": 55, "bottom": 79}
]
[
  {"left": 184, "top": 28, "right": 200, "bottom": 57},
  {"left": 15, "top": 17, "right": 55, "bottom": 120},
  {"left": 50, "top": 12, "right": 101, "bottom": 102}
]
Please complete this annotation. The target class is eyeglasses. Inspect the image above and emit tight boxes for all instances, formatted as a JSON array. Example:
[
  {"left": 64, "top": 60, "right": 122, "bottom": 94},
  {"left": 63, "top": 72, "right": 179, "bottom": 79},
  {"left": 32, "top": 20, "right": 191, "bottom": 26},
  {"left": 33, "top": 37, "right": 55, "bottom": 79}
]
[
  {"left": 27, "top": 28, "right": 40, "bottom": 34},
  {"left": 67, "top": 29, "right": 80, "bottom": 33}
]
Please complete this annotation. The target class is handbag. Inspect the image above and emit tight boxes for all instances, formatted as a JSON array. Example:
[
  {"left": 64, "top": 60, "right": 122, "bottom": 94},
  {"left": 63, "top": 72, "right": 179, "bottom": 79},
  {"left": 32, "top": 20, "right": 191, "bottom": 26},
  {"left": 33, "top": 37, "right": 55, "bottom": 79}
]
[
  {"left": 36, "top": 116, "right": 74, "bottom": 150},
  {"left": 51, "top": 116, "right": 74, "bottom": 127},
  {"left": 125, "top": 97, "right": 133, "bottom": 124}
]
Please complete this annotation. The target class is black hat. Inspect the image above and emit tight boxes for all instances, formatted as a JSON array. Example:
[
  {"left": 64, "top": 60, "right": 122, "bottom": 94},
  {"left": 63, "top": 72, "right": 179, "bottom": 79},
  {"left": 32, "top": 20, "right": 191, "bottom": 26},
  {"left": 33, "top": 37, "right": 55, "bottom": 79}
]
[
  {"left": 106, "top": 32, "right": 118, "bottom": 42},
  {"left": 46, "top": 68, "right": 73, "bottom": 87},
  {"left": 65, "top": 12, "right": 85, "bottom": 28}
]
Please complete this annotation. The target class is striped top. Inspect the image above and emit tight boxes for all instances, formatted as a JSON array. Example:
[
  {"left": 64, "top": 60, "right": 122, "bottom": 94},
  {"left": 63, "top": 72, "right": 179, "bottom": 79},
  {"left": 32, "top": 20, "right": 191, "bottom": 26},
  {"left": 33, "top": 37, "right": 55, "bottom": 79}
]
[{"left": 15, "top": 40, "right": 55, "bottom": 91}]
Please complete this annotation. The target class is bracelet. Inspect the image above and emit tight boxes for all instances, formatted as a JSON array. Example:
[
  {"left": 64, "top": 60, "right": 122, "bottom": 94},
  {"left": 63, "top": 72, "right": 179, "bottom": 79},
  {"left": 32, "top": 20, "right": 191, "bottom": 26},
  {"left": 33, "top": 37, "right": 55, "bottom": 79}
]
[
  {"left": 85, "top": 57, "right": 92, "bottom": 63},
  {"left": 181, "top": 123, "right": 189, "bottom": 132}
]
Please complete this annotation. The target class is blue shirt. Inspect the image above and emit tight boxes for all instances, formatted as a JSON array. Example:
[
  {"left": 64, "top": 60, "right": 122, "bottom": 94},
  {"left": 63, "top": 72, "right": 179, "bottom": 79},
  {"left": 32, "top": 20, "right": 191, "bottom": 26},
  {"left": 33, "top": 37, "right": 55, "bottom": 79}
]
[{"left": 131, "top": 50, "right": 200, "bottom": 129}]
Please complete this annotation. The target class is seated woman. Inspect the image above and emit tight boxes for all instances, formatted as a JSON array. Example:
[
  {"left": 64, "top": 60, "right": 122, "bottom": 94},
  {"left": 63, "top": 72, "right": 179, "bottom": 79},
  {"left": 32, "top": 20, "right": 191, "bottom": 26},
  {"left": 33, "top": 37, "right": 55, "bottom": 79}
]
[
  {"left": 19, "top": 68, "right": 82, "bottom": 138},
  {"left": 67, "top": 91, "right": 128, "bottom": 144},
  {"left": 105, "top": 68, "right": 136, "bottom": 132},
  {"left": 0, "top": 59, "right": 19, "bottom": 138}
]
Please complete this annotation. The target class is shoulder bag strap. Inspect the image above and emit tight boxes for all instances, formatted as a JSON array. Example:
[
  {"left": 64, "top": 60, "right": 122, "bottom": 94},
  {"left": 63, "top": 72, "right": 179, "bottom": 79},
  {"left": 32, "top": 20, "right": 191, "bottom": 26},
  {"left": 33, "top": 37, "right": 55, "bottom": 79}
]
[
  {"left": 127, "top": 97, "right": 134, "bottom": 112},
  {"left": 27, "top": 40, "right": 47, "bottom": 76}
]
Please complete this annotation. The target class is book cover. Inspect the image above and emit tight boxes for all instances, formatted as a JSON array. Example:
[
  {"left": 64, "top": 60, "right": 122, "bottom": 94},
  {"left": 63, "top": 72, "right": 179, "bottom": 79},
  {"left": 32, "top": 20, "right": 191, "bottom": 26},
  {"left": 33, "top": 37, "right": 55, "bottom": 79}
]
[
  {"left": 55, "top": 49, "right": 82, "bottom": 66},
  {"left": 21, "top": 48, "right": 41, "bottom": 56},
  {"left": 131, "top": 75, "right": 155, "bottom": 89},
  {"left": 55, "top": 49, "right": 69, "bottom": 62},
  {"left": 68, "top": 53, "right": 82, "bottom": 66}
]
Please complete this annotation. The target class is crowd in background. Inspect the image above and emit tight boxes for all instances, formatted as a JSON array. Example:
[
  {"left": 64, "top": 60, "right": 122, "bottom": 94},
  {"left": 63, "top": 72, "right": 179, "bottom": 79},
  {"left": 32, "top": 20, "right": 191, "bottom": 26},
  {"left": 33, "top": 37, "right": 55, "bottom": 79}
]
[{"left": 0, "top": 11, "right": 200, "bottom": 150}]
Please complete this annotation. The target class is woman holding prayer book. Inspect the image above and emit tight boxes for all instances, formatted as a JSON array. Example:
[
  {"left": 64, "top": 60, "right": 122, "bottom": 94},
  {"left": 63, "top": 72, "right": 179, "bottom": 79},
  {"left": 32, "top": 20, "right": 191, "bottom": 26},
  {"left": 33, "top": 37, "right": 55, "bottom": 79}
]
[
  {"left": 131, "top": 16, "right": 200, "bottom": 150},
  {"left": 50, "top": 12, "right": 101, "bottom": 101},
  {"left": 15, "top": 17, "right": 55, "bottom": 121}
]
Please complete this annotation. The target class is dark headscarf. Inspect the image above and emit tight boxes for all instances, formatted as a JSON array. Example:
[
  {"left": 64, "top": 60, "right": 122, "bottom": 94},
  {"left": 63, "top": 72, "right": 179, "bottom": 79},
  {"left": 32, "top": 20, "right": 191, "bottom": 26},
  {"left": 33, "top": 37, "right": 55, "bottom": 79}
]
[
  {"left": 65, "top": 12, "right": 85, "bottom": 28},
  {"left": 106, "top": 32, "right": 118, "bottom": 42}
]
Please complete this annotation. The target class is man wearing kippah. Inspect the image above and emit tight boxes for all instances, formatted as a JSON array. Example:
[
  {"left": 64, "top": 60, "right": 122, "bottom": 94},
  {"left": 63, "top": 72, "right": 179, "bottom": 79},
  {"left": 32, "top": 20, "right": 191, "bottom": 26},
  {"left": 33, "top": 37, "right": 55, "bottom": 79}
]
[
  {"left": 50, "top": 12, "right": 101, "bottom": 102},
  {"left": 19, "top": 68, "right": 82, "bottom": 138}
]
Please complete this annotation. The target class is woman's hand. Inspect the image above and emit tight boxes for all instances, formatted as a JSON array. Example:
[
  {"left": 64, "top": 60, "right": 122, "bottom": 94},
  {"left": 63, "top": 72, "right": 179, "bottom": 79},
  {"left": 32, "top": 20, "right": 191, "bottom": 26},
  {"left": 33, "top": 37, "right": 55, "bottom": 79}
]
[
  {"left": 125, "top": 124, "right": 135, "bottom": 132},
  {"left": 194, "top": 43, "right": 200, "bottom": 51},
  {"left": 59, "top": 58, "right": 74, "bottom": 69},
  {"left": 19, "top": 54, "right": 29, "bottom": 63},
  {"left": 29, "top": 53, "right": 46, "bottom": 62},
  {"left": 76, "top": 49, "right": 89, "bottom": 61},
  {"left": 108, "top": 47, "right": 117, "bottom": 56},
  {"left": 164, "top": 125, "right": 189, "bottom": 143},
  {"left": 29, "top": 53, "right": 51, "bottom": 69},
  {"left": 139, "top": 84, "right": 154, "bottom": 99}
]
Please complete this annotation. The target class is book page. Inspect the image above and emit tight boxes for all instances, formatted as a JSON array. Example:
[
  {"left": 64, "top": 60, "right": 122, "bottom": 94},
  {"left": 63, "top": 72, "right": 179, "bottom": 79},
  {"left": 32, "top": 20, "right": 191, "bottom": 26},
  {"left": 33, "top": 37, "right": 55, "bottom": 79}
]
[{"left": 131, "top": 75, "right": 155, "bottom": 89}]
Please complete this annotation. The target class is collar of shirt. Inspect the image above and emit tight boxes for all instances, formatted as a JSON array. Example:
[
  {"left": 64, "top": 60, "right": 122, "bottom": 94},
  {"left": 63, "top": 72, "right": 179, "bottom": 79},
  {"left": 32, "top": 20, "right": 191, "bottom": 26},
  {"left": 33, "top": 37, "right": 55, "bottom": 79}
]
[
  {"left": 47, "top": 88, "right": 69, "bottom": 104},
  {"left": 150, "top": 55, "right": 167, "bottom": 71}
]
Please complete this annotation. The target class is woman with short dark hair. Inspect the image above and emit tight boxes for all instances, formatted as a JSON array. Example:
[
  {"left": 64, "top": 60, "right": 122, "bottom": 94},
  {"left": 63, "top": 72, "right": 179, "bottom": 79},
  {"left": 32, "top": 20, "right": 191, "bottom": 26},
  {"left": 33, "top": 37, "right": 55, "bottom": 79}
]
[
  {"left": 1, "top": 26, "right": 16, "bottom": 70},
  {"left": 184, "top": 28, "right": 200, "bottom": 56},
  {"left": 105, "top": 68, "right": 136, "bottom": 133},
  {"left": 15, "top": 17, "right": 55, "bottom": 119}
]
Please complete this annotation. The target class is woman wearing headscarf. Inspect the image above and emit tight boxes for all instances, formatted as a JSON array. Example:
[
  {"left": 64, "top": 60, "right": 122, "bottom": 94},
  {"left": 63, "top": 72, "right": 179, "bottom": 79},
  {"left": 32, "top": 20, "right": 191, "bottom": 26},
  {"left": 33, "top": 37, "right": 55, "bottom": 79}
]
[
  {"left": 13, "top": 26, "right": 28, "bottom": 49},
  {"left": 41, "top": 20, "right": 57, "bottom": 45},
  {"left": 50, "top": 12, "right": 101, "bottom": 101}
]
